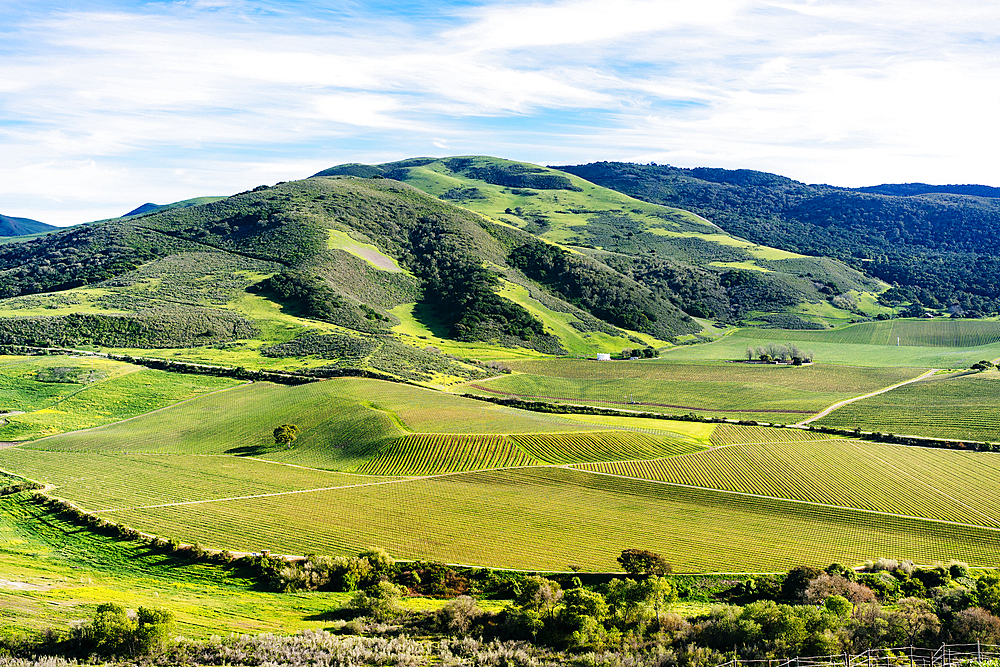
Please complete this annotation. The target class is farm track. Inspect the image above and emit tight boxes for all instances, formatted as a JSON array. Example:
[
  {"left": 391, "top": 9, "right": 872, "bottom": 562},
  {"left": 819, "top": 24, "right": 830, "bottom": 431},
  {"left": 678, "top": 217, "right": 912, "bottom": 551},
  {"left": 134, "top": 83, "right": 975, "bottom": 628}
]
[{"left": 794, "top": 368, "right": 941, "bottom": 426}]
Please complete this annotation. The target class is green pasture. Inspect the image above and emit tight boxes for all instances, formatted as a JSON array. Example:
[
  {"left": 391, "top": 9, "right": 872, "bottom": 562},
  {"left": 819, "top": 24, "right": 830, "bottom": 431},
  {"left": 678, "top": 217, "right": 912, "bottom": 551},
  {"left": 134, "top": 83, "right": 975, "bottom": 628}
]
[
  {"left": 16, "top": 379, "right": 604, "bottom": 471},
  {"left": 581, "top": 438, "right": 1000, "bottom": 528},
  {"left": 816, "top": 370, "right": 1000, "bottom": 442},
  {"left": 662, "top": 332, "right": 1000, "bottom": 368},
  {"left": 0, "top": 449, "right": 391, "bottom": 512},
  {"left": 463, "top": 359, "right": 924, "bottom": 423},
  {"left": 0, "top": 491, "right": 361, "bottom": 638},
  {"left": 0, "top": 355, "right": 241, "bottom": 441},
  {"left": 737, "top": 318, "right": 1000, "bottom": 348},
  {"left": 102, "top": 467, "right": 1000, "bottom": 572}
]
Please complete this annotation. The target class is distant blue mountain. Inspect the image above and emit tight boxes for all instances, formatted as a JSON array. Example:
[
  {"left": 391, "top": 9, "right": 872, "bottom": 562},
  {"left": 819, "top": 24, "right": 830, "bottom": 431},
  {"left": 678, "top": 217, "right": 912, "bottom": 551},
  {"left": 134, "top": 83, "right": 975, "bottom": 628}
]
[{"left": 0, "top": 214, "right": 57, "bottom": 236}]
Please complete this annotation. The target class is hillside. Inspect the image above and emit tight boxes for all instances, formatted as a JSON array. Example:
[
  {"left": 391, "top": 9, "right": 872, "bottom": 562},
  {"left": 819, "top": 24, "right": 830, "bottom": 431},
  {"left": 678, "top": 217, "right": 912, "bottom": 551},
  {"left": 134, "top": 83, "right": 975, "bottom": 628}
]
[
  {"left": 315, "top": 156, "right": 885, "bottom": 328},
  {"left": 0, "top": 213, "right": 58, "bottom": 236},
  {"left": 0, "top": 157, "right": 887, "bottom": 384},
  {"left": 0, "top": 174, "right": 703, "bottom": 382},
  {"left": 122, "top": 196, "right": 226, "bottom": 218},
  {"left": 558, "top": 162, "right": 1000, "bottom": 316}
]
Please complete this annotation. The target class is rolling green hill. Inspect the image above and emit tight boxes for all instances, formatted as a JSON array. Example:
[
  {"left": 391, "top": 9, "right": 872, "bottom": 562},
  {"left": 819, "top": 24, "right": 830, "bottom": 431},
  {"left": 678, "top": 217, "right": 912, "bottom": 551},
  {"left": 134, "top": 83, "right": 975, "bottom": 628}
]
[
  {"left": 316, "top": 156, "right": 886, "bottom": 328},
  {"left": 0, "top": 156, "right": 886, "bottom": 388},
  {"left": 121, "top": 196, "right": 226, "bottom": 218},
  {"left": 558, "top": 161, "right": 1000, "bottom": 317}
]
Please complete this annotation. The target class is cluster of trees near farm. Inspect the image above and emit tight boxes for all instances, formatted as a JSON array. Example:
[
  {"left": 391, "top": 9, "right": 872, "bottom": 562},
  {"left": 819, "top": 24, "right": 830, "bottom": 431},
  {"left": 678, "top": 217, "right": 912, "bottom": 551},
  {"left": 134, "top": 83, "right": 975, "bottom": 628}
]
[{"left": 746, "top": 343, "right": 815, "bottom": 364}]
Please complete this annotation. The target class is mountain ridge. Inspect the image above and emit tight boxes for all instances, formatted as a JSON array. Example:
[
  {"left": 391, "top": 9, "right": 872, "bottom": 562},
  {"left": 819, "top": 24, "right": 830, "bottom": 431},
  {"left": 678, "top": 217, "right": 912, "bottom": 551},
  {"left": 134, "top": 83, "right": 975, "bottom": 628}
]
[
  {"left": 557, "top": 161, "right": 1000, "bottom": 316},
  {"left": 0, "top": 213, "right": 58, "bottom": 237}
]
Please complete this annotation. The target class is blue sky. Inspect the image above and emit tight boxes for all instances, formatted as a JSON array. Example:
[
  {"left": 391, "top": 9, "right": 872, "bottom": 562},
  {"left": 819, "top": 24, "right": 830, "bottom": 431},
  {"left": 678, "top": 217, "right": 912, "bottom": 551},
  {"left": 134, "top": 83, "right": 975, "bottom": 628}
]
[{"left": 2, "top": 0, "right": 999, "bottom": 225}]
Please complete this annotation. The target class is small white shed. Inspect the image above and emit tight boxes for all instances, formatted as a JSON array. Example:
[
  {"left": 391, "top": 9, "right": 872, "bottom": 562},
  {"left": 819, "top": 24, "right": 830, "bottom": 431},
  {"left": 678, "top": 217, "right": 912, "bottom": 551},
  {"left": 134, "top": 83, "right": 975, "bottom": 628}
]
[{"left": 596, "top": 353, "right": 611, "bottom": 361}]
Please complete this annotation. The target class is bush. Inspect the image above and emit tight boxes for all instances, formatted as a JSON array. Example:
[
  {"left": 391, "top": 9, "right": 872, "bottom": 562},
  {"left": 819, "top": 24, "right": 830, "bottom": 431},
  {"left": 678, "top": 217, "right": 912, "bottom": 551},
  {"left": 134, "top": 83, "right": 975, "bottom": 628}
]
[{"left": 350, "top": 581, "right": 403, "bottom": 622}]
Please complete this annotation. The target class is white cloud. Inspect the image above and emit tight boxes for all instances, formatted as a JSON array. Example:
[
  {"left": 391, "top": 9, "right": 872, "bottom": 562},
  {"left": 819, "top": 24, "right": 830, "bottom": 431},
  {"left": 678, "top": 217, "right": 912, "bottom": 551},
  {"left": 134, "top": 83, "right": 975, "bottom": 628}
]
[{"left": 1, "top": 0, "right": 999, "bottom": 223}]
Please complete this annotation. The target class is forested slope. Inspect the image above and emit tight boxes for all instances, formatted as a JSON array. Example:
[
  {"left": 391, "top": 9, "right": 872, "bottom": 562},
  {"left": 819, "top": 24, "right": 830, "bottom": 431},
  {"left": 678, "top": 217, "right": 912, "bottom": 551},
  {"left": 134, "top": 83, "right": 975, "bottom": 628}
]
[{"left": 558, "top": 162, "right": 1000, "bottom": 315}]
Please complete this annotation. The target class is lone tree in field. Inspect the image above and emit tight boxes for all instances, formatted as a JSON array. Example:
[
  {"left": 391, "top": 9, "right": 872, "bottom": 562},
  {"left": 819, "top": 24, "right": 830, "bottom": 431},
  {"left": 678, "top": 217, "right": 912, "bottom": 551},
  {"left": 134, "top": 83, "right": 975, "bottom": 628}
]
[
  {"left": 273, "top": 424, "right": 300, "bottom": 449},
  {"left": 618, "top": 549, "right": 671, "bottom": 577}
]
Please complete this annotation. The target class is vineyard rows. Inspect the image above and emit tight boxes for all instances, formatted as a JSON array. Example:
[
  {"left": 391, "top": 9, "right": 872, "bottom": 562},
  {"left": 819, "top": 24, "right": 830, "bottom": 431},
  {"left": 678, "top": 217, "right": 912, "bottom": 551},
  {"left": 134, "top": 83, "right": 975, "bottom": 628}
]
[
  {"left": 106, "top": 466, "right": 1000, "bottom": 572},
  {"left": 359, "top": 434, "right": 539, "bottom": 475},
  {"left": 579, "top": 439, "right": 1000, "bottom": 528},
  {"left": 816, "top": 371, "right": 1000, "bottom": 442},
  {"left": 709, "top": 424, "right": 838, "bottom": 445},
  {"left": 735, "top": 319, "right": 1000, "bottom": 348},
  {"left": 512, "top": 431, "right": 700, "bottom": 464}
]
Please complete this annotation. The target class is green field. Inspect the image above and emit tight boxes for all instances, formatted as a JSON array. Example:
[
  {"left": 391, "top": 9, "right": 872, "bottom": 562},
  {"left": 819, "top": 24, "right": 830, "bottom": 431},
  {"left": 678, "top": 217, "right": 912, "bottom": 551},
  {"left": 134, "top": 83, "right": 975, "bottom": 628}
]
[
  {"left": 579, "top": 439, "right": 1000, "bottom": 528},
  {"left": 19, "top": 379, "right": 609, "bottom": 471},
  {"left": 664, "top": 320, "right": 1000, "bottom": 368},
  {"left": 95, "top": 467, "right": 1000, "bottom": 572},
  {"left": 816, "top": 370, "right": 1000, "bottom": 442},
  {"left": 0, "top": 449, "right": 393, "bottom": 513},
  {"left": 0, "top": 491, "right": 356, "bottom": 638},
  {"left": 0, "top": 355, "right": 242, "bottom": 441},
  {"left": 737, "top": 318, "right": 1000, "bottom": 348},
  {"left": 464, "top": 359, "right": 924, "bottom": 423}
]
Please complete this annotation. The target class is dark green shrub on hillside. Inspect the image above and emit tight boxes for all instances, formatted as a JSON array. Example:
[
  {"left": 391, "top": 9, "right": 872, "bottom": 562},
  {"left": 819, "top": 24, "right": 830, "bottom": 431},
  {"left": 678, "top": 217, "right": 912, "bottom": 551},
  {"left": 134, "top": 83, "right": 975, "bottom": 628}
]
[
  {"left": 0, "top": 309, "right": 257, "bottom": 349},
  {"left": 464, "top": 164, "right": 582, "bottom": 191},
  {"left": 509, "top": 239, "right": 697, "bottom": 340}
]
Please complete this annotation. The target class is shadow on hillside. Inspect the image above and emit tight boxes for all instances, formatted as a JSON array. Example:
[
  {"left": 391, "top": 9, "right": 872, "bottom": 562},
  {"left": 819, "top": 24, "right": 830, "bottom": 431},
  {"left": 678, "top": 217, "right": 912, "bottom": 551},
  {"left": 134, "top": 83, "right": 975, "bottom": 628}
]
[
  {"left": 410, "top": 302, "right": 453, "bottom": 339},
  {"left": 304, "top": 608, "right": 361, "bottom": 622},
  {"left": 225, "top": 444, "right": 284, "bottom": 457}
]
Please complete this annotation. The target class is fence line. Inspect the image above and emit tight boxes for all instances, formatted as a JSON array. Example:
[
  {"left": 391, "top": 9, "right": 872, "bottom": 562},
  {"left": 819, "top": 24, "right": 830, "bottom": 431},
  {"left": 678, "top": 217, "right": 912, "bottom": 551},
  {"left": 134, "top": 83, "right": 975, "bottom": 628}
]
[{"left": 717, "top": 643, "right": 1000, "bottom": 667}]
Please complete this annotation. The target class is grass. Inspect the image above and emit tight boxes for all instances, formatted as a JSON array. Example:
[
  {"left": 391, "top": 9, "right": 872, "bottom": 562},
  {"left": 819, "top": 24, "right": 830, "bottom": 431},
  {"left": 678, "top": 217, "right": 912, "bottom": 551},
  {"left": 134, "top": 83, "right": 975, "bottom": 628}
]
[
  {"left": 463, "top": 359, "right": 924, "bottom": 423},
  {"left": 0, "top": 355, "right": 242, "bottom": 441},
  {"left": 647, "top": 230, "right": 803, "bottom": 261},
  {"left": 326, "top": 228, "right": 405, "bottom": 273},
  {"left": 555, "top": 414, "right": 717, "bottom": 442},
  {"left": 14, "top": 379, "right": 604, "bottom": 470},
  {"left": 816, "top": 370, "right": 1000, "bottom": 442},
  {"left": 736, "top": 318, "right": 1000, "bottom": 348},
  {"left": 578, "top": 438, "right": 1000, "bottom": 528},
  {"left": 0, "top": 491, "right": 354, "bottom": 639},
  {"left": 100, "top": 466, "right": 1000, "bottom": 572},
  {"left": 662, "top": 332, "right": 1000, "bottom": 368},
  {"left": 0, "top": 449, "right": 387, "bottom": 512}
]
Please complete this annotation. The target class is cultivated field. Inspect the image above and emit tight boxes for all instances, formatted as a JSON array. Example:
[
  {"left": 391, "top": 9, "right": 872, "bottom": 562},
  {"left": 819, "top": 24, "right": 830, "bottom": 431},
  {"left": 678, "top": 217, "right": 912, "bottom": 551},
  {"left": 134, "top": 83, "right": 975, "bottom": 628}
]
[
  {"left": 579, "top": 439, "right": 1000, "bottom": 528},
  {"left": 737, "top": 319, "right": 1000, "bottom": 348},
  {"left": 4, "top": 321, "right": 1000, "bottom": 576},
  {"left": 664, "top": 319, "right": 1000, "bottom": 368},
  {"left": 0, "top": 355, "right": 241, "bottom": 441},
  {"left": 815, "top": 370, "right": 1000, "bottom": 442},
  {"left": 20, "top": 379, "right": 609, "bottom": 471},
  {"left": 96, "top": 467, "right": 1000, "bottom": 572},
  {"left": 464, "top": 359, "right": 924, "bottom": 423}
]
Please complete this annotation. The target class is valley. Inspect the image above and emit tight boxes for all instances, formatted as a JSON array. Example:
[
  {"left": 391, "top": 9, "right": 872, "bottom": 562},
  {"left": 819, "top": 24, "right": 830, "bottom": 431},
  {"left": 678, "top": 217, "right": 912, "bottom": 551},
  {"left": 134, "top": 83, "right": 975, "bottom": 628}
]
[{"left": 1, "top": 158, "right": 999, "bottom": 651}]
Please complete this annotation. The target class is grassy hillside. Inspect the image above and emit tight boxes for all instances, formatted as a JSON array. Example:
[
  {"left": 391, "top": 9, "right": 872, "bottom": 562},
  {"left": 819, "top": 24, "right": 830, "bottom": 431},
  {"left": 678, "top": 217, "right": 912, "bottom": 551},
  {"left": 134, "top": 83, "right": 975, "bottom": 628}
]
[
  {"left": 0, "top": 174, "right": 727, "bottom": 383},
  {"left": 559, "top": 161, "right": 1000, "bottom": 317},
  {"left": 316, "top": 156, "right": 886, "bottom": 328}
]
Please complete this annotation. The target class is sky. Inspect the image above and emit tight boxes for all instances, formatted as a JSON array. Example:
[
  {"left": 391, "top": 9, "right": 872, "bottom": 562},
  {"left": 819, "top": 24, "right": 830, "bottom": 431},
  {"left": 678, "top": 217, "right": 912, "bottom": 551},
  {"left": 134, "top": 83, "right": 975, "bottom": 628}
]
[{"left": 2, "top": 0, "right": 999, "bottom": 225}]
